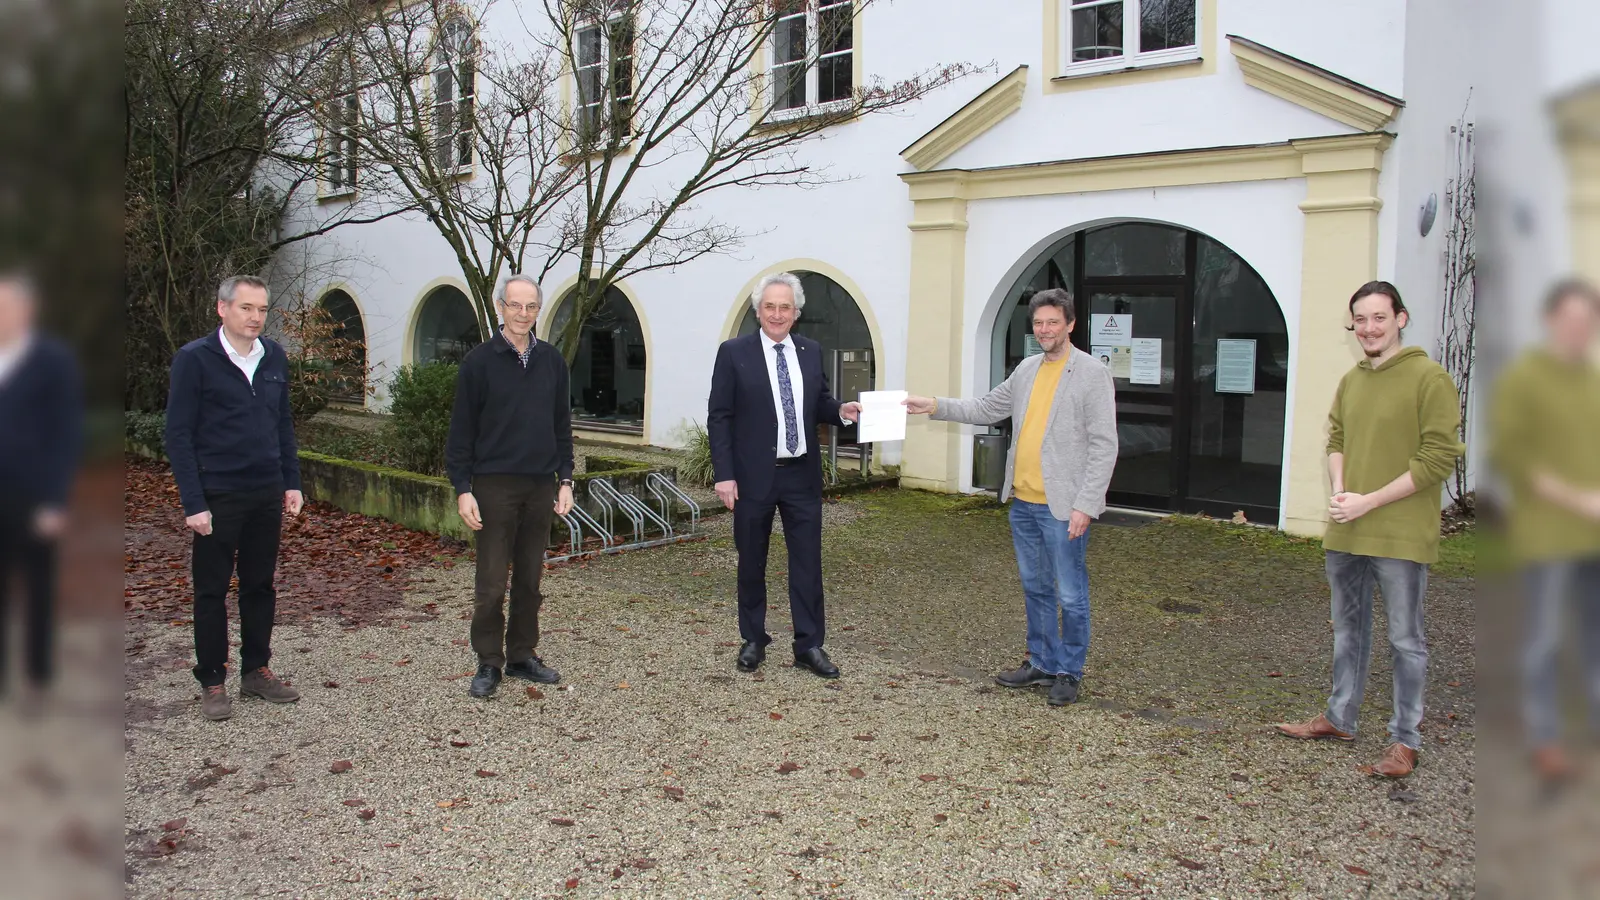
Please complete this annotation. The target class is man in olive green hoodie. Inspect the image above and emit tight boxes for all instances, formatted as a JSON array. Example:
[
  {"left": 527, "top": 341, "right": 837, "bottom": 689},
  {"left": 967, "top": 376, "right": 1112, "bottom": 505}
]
[
  {"left": 1275, "top": 281, "right": 1465, "bottom": 779},
  {"left": 1490, "top": 278, "right": 1600, "bottom": 785}
]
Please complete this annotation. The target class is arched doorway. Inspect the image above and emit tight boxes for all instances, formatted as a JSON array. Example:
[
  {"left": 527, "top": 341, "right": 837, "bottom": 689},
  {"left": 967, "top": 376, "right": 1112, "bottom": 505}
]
[
  {"left": 413, "top": 285, "right": 480, "bottom": 364},
  {"left": 738, "top": 270, "right": 874, "bottom": 453},
  {"left": 992, "top": 222, "right": 1289, "bottom": 521},
  {"left": 317, "top": 288, "right": 366, "bottom": 402},
  {"left": 548, "top": 285, "right": 647, "bottom": 432}
]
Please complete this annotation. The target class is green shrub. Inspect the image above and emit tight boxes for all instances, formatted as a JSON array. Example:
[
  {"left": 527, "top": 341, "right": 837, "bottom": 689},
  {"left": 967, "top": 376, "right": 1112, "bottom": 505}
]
[
  {"left": 383, "top": 362, "right": 459, "bottom": 476},
  {"left": 125, "top": 410, "right": 167, "bottom": 457}
]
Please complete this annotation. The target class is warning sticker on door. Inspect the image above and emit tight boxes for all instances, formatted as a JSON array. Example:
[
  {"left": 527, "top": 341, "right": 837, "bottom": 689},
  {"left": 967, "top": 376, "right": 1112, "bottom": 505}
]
[{"left": 1090, "top": 313, "right": 1131, "bottom": 346}]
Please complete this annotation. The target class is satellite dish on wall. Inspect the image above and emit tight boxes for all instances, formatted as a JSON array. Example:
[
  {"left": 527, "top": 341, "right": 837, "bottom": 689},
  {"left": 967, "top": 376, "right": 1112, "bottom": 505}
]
[{"left": 1419, "top": 192, "right": 1439, "bottom": 237}]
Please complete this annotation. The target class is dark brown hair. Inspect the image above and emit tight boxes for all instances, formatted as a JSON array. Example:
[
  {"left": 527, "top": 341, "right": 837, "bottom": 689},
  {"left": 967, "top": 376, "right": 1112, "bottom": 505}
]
[
  {"left": 1028, "top": 288, "right": 1075, "bottom": 325},
  {"left": 1348, "top": 280, "right": 1407, "bottom": 318},
  {"left": 1543, "top": 276, "right": 1600, "bottom": 315}
]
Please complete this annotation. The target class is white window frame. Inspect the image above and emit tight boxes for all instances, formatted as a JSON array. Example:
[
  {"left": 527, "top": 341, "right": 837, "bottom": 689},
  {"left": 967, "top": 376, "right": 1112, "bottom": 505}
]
[
  {"left": 1058, "top": 0, "right": 1200, "bottom": 78},
  {"left": 767, "top": 0, "right": 854, "bottom": 121},
  {"left": 322, "top": 85, "right": 360, "bottom": 198},
  {"left": 431, "top": 16, "right": 476, "bottom": 174},
  {"left": 574, "top": 0, "right": 635, "bottom": 145}
]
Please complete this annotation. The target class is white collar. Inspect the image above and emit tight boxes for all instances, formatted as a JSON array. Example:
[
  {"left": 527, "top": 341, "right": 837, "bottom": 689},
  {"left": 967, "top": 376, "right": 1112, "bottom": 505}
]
[
  {"left": 219, "top": 326, "right": 263, "bottom": 360},
  {"left": 760, "top": 330, "right": 796, "bottom": 352}
]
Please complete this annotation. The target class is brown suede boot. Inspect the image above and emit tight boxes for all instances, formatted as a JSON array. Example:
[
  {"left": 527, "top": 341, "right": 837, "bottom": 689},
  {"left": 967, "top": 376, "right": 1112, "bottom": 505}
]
[
  {"left": 240, "top": 667, "right": 301, "bottom": 703},
  {"left": 1273, "top": 713, "right": 1354, "bottom": 742},
  {"left": 1360, "top": 743, "right": 1418, "bottom": 778},
  {"left": 201, "top": 684, "right": 232, "bottom": 721}
]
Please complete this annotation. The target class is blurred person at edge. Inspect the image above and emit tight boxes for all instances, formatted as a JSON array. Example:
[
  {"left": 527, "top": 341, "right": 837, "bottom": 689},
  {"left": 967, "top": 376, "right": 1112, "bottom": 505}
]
[
  {"left": 1490, "top": 277, "right": 1600, "bottom": 786},
  {"left": 0, "top": 273, "right": 83, "bottom": 712},
  {"left": 163, "top": 276, "right": 304, "bottom": 722},
  {"left": 1275, "top": 281, "right": 1465, "bottom": 779}
]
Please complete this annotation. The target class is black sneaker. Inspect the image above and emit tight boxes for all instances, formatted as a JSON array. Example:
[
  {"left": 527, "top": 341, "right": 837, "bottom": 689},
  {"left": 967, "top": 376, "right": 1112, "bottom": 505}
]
[
  {"left": 995, "top": 662, "right": 1056, "bottom": 688},
  {"left": 1048, "top": 674, "right": 1081, "bottom": 706},
  {"left": 505, "top": 657, "right": 561, "bottom": 684},
  {"left": 469, "top": 664, "right": 502, "bottom": 698}
]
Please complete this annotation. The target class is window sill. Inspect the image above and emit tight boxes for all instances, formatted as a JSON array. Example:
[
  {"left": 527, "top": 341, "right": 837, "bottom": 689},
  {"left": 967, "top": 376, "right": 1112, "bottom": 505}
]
[
  {"left": 754, "top": 104, "right": 858, "bottom": 133},
  {"left": 317, "top": 188, "right": 357, "bottom": 204},
  {"left": 560, "top": 140, "right": 638, "bottom": 166},
  {"left": 1052, "top": 54, "right": 1203, "bottom": 84}
]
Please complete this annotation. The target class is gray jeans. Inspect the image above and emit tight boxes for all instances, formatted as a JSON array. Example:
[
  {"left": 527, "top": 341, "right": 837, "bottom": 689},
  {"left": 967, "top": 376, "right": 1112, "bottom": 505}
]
[
  {"left": 1324, "top": 551, "right": 1430, "bottom": 749},
  {"left": 1521, "top": 558, "right": 1600, "bottom": 747}
]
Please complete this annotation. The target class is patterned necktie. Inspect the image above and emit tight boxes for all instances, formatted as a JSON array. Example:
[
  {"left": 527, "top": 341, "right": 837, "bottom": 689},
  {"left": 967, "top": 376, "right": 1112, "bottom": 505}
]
[{"left": 775, "top": 343, "right": 799, "bottom": 454}]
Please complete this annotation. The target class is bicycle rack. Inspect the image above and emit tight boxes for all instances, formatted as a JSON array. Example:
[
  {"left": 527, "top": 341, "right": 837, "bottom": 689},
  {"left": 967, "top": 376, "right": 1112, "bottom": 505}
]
[
  {"left": 646, "top": 472, "right": 701, "bottom": 534},
  {"left": 544, "top": 473, "right": 705, "bottom": 564}
]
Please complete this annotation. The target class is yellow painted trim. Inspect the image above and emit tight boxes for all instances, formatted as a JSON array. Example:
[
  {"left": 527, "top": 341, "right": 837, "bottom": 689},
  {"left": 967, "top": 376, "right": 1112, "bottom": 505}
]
[
  {"left": 402, "top": 276, "right": 476, "bottom": 368},
  {"left": 896, "top": 131, "right": 1396, "bottom": 532},
  {"left": 1554, "top": 84, "right": 1600, "bottom": 283},
  {"left": 1042, "top": 0, "right": 1217, "bottom": 93},
  {"left": 901, "top": 65, "right": 1028, "bottom": 171},
  {"left": 540, "top": 272, "right": 654, "bottom": 441},
  {"left": 1229, "top": 35, "right": 1402, "bottom": 131},
  {"left": 721, "top": 259, "right": 889, "bottom": 400}
]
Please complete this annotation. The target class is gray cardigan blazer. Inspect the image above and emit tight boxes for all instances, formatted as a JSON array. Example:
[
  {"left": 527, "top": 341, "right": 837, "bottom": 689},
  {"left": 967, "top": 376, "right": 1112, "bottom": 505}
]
[{"left": 932, "top": 346, "right": 1119, "bottom": 520}]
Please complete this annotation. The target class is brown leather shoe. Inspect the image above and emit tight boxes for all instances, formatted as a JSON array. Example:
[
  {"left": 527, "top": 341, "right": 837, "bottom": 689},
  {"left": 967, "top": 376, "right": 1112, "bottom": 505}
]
[
  {"left": 1273, "top": 713, "right": 1354, "bottom": 742},
  {"left": 1360, "top": 743, "right": 1418, "bottom": 778},
  {"left": 1532, "top": 745, "right": 1574, "bottom": 783},
  {"left": 240, "top": 667, "right": 301, "bottom": 703}
]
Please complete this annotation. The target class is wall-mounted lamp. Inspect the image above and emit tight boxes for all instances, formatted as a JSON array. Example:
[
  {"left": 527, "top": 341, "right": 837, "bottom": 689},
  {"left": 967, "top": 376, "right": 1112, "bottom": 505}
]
[{"left": 1418, "top": 192, "right": 1438, "bottom": 237}]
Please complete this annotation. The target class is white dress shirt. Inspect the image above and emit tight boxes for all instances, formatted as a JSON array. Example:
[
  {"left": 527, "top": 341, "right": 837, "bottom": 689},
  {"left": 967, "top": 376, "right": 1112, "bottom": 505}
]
[
  {"left": 0, "top": 333, "right": 33, "bottom": 387},
  {"left": 760, "top": 329, "right": 807, "bottom": 458},
  {"left": 220, "top": 326, "right": 265, "bottom": 384}
]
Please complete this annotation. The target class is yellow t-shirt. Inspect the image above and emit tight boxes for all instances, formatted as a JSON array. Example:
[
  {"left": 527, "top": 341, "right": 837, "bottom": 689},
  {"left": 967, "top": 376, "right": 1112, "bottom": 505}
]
[{"left": 1011, "top": 356, "right": 1067, "bottom": 504}]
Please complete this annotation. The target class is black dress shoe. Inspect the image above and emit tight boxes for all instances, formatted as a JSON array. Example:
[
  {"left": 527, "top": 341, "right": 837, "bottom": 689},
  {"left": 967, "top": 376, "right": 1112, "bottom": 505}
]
[
  {"left": 794, "top": 647, "right": 840, "bottom": 679},
  {"left": 736, "top": 641, "right": 765, "bottom": 672},
  {"left": 505, "top": 657, "right": 561, "bottom": 684},
  {"left": 469, "top": 664, "right": 502, "bottom": 698}
]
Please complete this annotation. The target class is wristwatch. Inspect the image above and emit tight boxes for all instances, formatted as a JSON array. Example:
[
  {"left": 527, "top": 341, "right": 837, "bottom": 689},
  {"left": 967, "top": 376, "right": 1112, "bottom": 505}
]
[{"left": 559, "top": 478, "right": 574, "bottom": 488}]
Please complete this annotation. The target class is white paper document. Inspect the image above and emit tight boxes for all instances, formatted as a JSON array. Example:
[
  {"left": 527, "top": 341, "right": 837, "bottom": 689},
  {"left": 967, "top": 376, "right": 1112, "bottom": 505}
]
[{"left": 855, "top": 390, "right": 908, "bottom": 443}]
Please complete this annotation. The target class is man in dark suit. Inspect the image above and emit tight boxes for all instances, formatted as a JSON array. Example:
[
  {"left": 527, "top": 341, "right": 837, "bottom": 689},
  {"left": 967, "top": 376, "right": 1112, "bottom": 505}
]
[
  {"left": 0, "top": 273, "right": 81, "bottom": 712},
  {"left": 165, "top": 275, "right": 304, "bottom": 721},
  {"left": 708, "top": 272, "right": 860, "bottom": 678}
]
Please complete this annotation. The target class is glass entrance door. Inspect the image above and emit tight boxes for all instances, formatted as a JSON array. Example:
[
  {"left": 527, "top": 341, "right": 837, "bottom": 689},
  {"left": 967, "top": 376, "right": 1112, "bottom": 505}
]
[{"left": 1082, "top": 288, "right": 1184, "bottom": 510}]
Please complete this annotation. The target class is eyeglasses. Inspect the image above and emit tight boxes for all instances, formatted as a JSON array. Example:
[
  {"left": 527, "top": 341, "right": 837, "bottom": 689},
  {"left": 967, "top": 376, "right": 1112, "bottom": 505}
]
[{"left": 500, "top": 302, "right": 540, "bottom": 315}]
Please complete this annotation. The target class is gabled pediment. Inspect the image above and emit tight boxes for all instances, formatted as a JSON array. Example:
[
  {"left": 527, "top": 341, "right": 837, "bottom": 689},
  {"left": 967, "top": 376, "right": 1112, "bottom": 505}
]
[{"left": 1228, "top": 35, "right": 1402, "bottom": 131}]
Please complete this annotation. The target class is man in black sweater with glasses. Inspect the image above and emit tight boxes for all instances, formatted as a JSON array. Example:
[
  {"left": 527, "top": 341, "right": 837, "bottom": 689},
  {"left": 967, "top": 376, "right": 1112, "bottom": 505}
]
[{"left": 446, "top": 274, "right": 575, "bottom": 699}]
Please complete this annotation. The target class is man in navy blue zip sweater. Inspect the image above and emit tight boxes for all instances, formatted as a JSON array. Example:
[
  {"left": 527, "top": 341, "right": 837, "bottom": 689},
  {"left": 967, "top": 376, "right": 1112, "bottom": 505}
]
[
  {"left": 164, "top": 275, "right": 304, "bottom": 721},
  {"left": 0, "top": 274, "right": 82, "bottom": 710}
]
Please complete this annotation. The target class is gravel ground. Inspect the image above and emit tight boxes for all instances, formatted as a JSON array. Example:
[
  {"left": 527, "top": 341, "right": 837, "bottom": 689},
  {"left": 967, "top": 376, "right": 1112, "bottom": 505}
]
[{"left": 125, "top": 490, "right": 1475, "bottom": 898}]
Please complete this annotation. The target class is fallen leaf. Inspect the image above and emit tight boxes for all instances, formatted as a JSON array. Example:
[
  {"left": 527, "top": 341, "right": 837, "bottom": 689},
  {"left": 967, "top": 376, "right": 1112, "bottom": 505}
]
[
  {"left": 323, "top": 681, "right": 340, "bottom": 688},
  {"left": 847, "top": 768, "right": 865, "bottom": 779},
  {"left": 611, "top": 867, "right": 623, "bottom": 879},
  {"left": 1345, "top": 864, "right": 1371, "bottom": 876},
  {"left": 1446, "top": 680, "right": 1461, "bottom": 687},
  {"left": 1176, "top": 857, "right": 1206, "bottom": 871},
  {"left": 383, "top": 843, "right": 400, "bottom": 848},
  {"left": 917, "top": 774, "right": 940, "bottom": 783},
  {"left": 342, "top": 799, "right": 365, "bottom": 807},
  {"left": 663, "top": 786, "right": 685, "bottom": 801},
  {"left": 933, "top": 814, "right": 948, "bottom": 823},
  {"left": 355, "top": 677, "right": 375, "bottom": 684},
  {"left": 357, "top": 809, "right": 375, "bottom": 821},
  {"left": 1387, "top": 787, "right": 1419, "bottom": 803},
  {"left": 1231, "top": 510, "right": 1248, "bottom": 524},
  {"left": 450, "top": 740, "right": 471, "bottom": 748},
  {"left": 1266, "top": 671, "right": 1283, "bottom": 678},
  {"left": 161, "top": 818, "right": 187, "bottom": 832},
  {"left": 852, "top": 734, "right": 875, "bottom": 742},
  {"left": 631, "top": 858, "right": 657, "bottom": 870},
  {"left": 550, "top": 817, "right": 575, "bottom": 826},
  {"left": 777, "top": 761, "right": 801, "bottom": 774},
  {"left": 769, "top": 712, "right": 783, "bottom": 720},
  {"left": 526, "top": 686, "right": 545, "bottom": 700},
  {"left": 329, "top": 760, "right": 354, "bottom": 774},
  {"left": 475, "top": 769, "right": 498, "bottom": 778},
  {"left": 436, "top": 800, "right": 454, "bottom": 808},
  {"left": 565, "top": 877, "right": 580, "bottom": 889},
  {"left": 616, "top": 681, "right": 630, "bottom": 690},
  {"left": 914, "top": 734, "right": 939, "bottom": 741}
]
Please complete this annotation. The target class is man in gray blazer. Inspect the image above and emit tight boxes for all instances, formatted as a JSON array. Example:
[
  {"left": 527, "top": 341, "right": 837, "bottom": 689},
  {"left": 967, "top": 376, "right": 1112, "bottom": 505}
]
[{"left": 905, "top": 288, "right": 1118, "bottom": 706}]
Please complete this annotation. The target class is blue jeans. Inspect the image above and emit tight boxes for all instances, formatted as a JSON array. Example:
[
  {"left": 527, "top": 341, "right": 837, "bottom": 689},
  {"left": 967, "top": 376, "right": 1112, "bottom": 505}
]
[
  {"left": 1008, "top": 500, "right": 1091, "bottom": 679},
  {"left": 1521, "top": 558, "right": 1600, "bottom": 747},
  {"left": 1324, "top": 551, "right": 1429, "bottom": 750}
]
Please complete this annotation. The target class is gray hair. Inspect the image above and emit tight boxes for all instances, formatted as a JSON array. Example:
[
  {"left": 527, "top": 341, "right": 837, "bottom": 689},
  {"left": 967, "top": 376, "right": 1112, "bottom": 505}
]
[
  {"left": 750, "top": 271, "right": 805, "bottom": 314},
  {"left": 218, "top": 275, "right": 269, "bottom": 305},
  {"left": 496, "top": 273, "right": 542, "bottom": 304},
  {"left": 1028, "top": 287, "right": 1075, "bottom": 324}
]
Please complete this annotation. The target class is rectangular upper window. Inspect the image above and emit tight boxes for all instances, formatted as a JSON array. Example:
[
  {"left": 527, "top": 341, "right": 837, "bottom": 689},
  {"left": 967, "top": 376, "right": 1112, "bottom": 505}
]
[
  {"left": 323, "top": 77, "right": 359, "bottom": 196},
  {"left": 432, "top": 16, "right": 476, "bottom": 172},
  {"left": 1061, "top": 0, "right": 1198, "bottom": 76},
  {"left": 575, "top": 0, "right": 634, "bottom": 145},
  {"left": 769, "top": 0, "right": 854, "bottom": 118}
]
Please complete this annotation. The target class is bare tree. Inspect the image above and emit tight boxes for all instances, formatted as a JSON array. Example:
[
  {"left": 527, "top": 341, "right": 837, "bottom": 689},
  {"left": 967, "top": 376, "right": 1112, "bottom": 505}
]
[
  {"left": 299, "top": 0, "right": 979, "bottom": 360},
  {"left": 1437, "top": 101, "right": 1475, "bottom": 513},
  {"left": 124, "top": 0, "right": 409, "bottom": 410}
]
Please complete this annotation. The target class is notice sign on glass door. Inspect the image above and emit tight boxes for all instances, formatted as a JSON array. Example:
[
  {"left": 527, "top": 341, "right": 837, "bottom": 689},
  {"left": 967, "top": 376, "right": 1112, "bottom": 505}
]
[{"left": 1216, "top": 339, "right": 1257, "bottom": 394}]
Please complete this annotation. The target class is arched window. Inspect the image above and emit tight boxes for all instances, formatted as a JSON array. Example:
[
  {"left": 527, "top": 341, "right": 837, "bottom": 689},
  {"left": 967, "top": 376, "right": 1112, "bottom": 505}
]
[
  {"left": 548, "top": 285, "right": 646, "bottom": 431},
  {"left": 317, "top": 288, "right": 366, "bottom": 401},
  {"left": 414, "top": 285, "right": 481, "bottom": 364}
]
